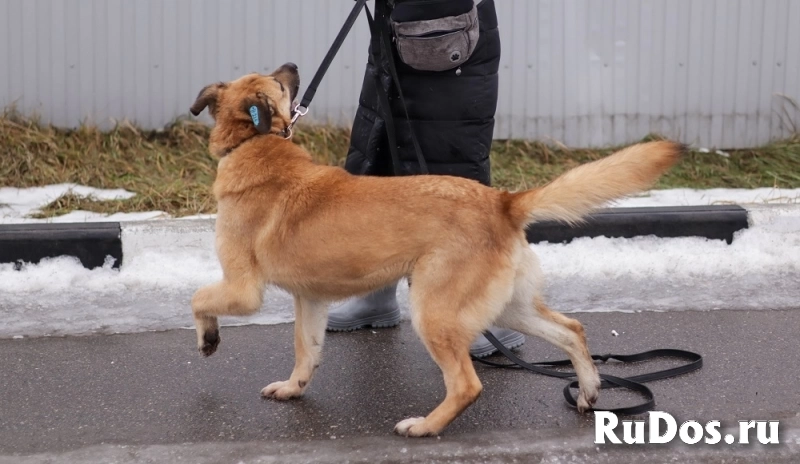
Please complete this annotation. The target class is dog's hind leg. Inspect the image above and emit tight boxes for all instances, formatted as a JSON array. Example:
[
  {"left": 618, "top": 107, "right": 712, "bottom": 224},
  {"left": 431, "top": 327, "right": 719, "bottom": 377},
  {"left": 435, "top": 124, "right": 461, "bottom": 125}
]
[
  {"left": 494, "top": 248, "right": 601, "bottom": 412},
  {"left": 191, "top": 269, "right": 265, "bottom": 357},
  {"left": 499, "top": 299, "right": 601, "bottom": 412},
  {"left": 394, "top": 303, "right": 483, "bottom": 437},
  {"left": 262, "top": 296, "right": 329, "bottom": 400},
  {"left": 394, "top": 258, "right": 513, "bottom": 437}
]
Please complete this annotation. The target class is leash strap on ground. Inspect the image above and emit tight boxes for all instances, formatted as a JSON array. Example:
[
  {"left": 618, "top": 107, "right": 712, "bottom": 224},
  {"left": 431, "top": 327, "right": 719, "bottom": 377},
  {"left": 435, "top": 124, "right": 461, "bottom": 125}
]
[
  {"left": 474, "top": 330, "right": 703, "bottom": 416},
  {"left": 296, "top": 0, "right": 369, "bottom": 112}
]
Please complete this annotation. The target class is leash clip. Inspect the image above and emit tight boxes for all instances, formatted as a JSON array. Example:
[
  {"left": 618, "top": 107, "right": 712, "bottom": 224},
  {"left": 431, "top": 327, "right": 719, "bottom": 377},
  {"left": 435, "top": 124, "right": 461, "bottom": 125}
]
[
  {"left": 291, "top": 103, "right": 308, "bottom": 124},
  {"left": 284, "top": 104, "right": 308, "bottom": 140}
]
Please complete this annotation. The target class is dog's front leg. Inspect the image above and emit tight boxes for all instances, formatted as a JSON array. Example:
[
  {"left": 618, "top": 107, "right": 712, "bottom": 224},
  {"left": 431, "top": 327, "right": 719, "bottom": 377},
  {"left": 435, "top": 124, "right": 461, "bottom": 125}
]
[
  {"left": 191, "top": 283, "right": 224, "bottom": 356},
  {"left": 262, "top": 296, "right": 329, "bottom": 400},
  {"left": 191, "top": 274, "right": 265, "bottom": 357}
]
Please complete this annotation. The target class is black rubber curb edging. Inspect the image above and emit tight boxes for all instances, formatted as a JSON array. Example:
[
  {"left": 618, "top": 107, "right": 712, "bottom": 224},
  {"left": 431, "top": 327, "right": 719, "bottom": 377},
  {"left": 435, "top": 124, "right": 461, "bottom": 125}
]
[
  {"left": 0, "top": 205, "right": 748, "bottom": 270},
  {"left": 526, "top": 204, "right": 748, "bottom": 245},
  {"left": 0, "top": 222, "right": 122, "bottom": 270}
]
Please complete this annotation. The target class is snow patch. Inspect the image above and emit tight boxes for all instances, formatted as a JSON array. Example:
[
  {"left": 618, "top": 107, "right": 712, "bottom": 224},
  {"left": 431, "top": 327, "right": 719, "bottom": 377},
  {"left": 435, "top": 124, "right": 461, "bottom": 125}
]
[
  {"left": 1, "top": 205, "right": 799, "bottom": 339},
  {"left": 1, "top": 185, "right": 800, "bottom": 338},
  {"left": 0, "top": 183, "right": 168, "bottom": 224},
  {"left": 532, "top": 205, "right": 800, "bottom": 313}
]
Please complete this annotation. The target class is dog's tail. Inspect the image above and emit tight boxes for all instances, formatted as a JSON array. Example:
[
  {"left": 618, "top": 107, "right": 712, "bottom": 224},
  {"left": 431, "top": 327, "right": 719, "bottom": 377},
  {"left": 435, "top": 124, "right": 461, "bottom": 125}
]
[{"left": 507, "top": 141, "right": 684, "bottom": 229}]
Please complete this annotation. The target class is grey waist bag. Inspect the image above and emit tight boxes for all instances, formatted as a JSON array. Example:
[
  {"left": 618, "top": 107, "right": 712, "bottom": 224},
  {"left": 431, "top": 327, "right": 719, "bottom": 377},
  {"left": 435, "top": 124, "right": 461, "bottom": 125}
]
[{"left": 390, "top": 1, "right": 480, "bottom": 72}]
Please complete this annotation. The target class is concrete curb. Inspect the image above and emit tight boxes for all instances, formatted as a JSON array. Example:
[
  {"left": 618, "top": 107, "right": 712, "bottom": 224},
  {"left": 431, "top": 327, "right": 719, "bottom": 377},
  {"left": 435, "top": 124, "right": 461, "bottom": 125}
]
[
  {"left": 4, "top": 417, "right": 799, "bottom": 463},
  {"left": 0, "top": 205, "right": 750, "bottom": 269}
]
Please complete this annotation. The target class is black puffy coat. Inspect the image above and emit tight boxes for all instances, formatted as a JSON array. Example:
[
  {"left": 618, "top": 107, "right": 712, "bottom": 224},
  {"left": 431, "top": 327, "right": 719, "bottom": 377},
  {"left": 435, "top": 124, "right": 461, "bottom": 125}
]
[{"left": 344, "top": 0, "right": 500, "bottom": 187}]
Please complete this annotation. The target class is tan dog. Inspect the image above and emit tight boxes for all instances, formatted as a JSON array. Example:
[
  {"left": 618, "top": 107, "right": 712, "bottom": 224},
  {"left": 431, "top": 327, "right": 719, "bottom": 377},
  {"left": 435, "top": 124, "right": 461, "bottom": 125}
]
[{"left": 188, "top": 63, "right": 682, "bottom": 437}]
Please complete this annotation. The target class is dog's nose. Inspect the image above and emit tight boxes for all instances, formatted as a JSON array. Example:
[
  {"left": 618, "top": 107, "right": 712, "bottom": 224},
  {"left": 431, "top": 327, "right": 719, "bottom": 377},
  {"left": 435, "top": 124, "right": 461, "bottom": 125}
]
[{"left": 284, "top": 62, "right": 298, "bottom": 71}]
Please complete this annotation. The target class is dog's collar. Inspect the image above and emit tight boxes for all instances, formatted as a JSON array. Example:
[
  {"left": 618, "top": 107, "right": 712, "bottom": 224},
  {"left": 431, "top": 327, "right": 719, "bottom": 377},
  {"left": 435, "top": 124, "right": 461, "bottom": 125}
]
[{"left": 218, "top": 131, "right": 286, "bottom": 157}]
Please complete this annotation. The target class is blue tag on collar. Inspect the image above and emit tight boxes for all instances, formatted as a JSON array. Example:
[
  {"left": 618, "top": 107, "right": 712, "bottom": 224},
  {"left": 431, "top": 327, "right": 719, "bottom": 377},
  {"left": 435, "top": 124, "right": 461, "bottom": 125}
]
[{"left": 249, "top": 105, "right": 260, "bottom": 126}]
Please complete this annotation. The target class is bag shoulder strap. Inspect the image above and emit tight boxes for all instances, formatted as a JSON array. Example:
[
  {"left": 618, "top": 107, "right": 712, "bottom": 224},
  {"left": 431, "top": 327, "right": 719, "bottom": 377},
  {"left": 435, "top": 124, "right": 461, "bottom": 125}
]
[{"left": 366, "top": 2, "right": 430, "bottom": 176}]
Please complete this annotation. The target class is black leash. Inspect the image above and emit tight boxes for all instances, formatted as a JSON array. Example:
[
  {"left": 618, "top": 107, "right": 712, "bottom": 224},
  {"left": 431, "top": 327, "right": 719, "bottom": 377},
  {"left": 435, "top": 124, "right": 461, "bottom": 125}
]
[
  {"left": 474, "top": 330, "right": 703, "bottom": 415},
  {"left": 288, "top": 0, "right": 369, "bottom": 132}
]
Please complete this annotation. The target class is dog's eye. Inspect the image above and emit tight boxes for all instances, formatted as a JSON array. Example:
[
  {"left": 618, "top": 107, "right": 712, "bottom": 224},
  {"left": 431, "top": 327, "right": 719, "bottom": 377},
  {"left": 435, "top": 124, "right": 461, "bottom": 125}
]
[{"left": 279, "top": 82, "right": 285, "bottom": 93}]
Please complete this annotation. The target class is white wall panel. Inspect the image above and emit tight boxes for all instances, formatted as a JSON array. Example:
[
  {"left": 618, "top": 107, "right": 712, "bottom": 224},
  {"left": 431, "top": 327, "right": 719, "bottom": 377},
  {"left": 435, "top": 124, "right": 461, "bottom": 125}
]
[{"left": 1, "top": 0, "right": 798, "bottom": 148}]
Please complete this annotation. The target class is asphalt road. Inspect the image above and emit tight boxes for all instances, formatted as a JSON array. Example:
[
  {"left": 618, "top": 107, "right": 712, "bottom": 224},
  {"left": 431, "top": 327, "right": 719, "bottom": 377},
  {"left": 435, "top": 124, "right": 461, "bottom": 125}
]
[{"left": 2, "top": 309, "right": 799, "bottom": 463}]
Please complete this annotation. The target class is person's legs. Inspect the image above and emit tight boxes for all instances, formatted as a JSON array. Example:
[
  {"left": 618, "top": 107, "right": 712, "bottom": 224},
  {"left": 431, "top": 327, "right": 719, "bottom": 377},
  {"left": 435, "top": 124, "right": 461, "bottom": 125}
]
[{"left": 328, "top": 0, "right": 524, "bottom": 357}]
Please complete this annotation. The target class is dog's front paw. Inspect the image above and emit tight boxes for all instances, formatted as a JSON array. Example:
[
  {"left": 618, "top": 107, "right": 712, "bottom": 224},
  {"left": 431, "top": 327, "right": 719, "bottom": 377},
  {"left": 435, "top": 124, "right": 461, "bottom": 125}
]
[
  {"left": 577, "top": 375, "right": 601, "bottom": 413},
  {"left": 394, "top": 417, "right": 437, "bottom": 437},
  {"left": 261, "top": 380, "right": 306, "bottom": 400},
  {"left": 199, "top": 329, "right": 220, "bottom": 357}
]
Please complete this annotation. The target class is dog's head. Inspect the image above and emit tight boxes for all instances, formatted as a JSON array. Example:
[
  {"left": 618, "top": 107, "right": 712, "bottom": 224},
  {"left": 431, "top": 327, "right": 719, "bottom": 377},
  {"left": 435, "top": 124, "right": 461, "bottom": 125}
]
[{"left": 190, "top": 63, "right": 300, "bottom": 156}]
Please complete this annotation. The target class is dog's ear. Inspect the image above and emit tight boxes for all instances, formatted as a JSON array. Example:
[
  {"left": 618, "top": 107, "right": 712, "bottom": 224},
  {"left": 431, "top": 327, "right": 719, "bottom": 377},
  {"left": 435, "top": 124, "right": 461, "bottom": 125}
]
[
  {"left": 241, "top": 92, "right": 273, "bottom": 134},
  {"left": 190, "top": 82, "right": 226, "bottom": 117}
]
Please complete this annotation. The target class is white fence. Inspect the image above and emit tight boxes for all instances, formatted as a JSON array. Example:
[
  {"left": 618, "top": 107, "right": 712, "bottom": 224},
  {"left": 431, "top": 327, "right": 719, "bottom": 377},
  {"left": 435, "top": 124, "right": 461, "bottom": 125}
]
[{"left": 1, "top": 0, "right": 798, "bottom": 148}]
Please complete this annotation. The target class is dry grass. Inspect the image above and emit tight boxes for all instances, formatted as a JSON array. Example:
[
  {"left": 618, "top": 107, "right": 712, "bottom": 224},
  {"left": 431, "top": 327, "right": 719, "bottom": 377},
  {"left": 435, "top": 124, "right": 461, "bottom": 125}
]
[
  {"left": 1, "top": 111, "right": 798, "bottom": 219},
  {"left": 1, "top": 113, "right": 217, "bottom": 217},
  {"left": 490, "top": 133, "right": 800, "bottom": 192}
]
